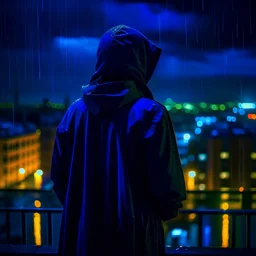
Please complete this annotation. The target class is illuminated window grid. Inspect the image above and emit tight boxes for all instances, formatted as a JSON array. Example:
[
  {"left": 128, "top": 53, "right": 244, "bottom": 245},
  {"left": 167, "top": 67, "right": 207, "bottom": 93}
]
[{"left": 0, "top": 132, "right": 40, "bottom": 188}]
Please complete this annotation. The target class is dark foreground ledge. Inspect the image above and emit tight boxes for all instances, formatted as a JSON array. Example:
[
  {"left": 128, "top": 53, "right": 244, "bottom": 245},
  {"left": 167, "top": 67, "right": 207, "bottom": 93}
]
[{"left": 0, "top": 245, "right": 256, "bottom": 256}]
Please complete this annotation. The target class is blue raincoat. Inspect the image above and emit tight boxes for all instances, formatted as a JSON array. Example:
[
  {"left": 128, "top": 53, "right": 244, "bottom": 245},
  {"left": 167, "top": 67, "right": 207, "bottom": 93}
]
[{"left": 51, "top": 25, "right": 186, "bottom": 256}]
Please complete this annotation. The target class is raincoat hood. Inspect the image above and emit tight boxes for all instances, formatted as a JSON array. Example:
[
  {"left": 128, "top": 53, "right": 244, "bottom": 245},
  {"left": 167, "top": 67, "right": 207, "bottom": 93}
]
[{"left": 83, "top": 25, "right": 162, "bottom": 116}]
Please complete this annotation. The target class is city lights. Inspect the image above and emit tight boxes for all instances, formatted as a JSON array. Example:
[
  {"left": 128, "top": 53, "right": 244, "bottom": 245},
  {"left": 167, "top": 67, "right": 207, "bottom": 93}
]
[
  {"left": 19, "top": 168, "right": 26, "bottom": 174},
  {"left": 35, "top": 170, "right": 43, "bottom": 176},
  {"left": 251, "top": 153, "right": 256, "bottom": 160},
  {"left": 34, "top": 200, "right": 41, "bottom": 208},
  {"left": 199, "top": 184, "right": 206, "bottom": 190},
  {"left": 250, "top": 172, "right": 256, "bottom": 179},
  {"left": 197, "top": 120, "right": 203, "bottom": 127},
  {"left": 248, "top": 113, "right": 256, "bottom": 120},
  {"left": 194, "top": 128, "right": 201, "bottom": 134},
  {"left": 211, "top": 130, "right": 218, "bottom": 136},
  {"left": 198, "top": 154, "right": 207, "bottom": 161},
  {"left": 220, "top": 172, "right": 230, "bottom": 179},
  {"left": 220, "top": 152, "right": 229, "bottom": 159},
  {"left": 183, "top": 133, "right": 191, "bottom": 141},
  {"left": 238, "top": 103, "right": 256, "bottom": 109},
  {"left": 198, "top": 173, "right": 206, "bottom": 180},
  {"left": 226, "top": 116, "right": 236, "bottom": 122},
  {"left": 188, "top": 171, "right": 196, "bottom": 178},
  {"left": 221, "top": 203, "right": 229, "bottom": 210},
  {"left": 239, "top": 187, "right": 244, "bottom": 193}
]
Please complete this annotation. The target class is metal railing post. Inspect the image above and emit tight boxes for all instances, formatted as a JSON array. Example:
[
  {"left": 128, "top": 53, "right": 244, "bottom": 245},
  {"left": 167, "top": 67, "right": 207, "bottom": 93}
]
[{"left": 246, "top": 215, "right": 251, "bottom": 248}]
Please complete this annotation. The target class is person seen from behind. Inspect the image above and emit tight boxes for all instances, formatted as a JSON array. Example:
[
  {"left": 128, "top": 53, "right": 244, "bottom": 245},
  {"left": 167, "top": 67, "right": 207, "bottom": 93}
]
[{"left": 51, "top": 24, "right": 186, "bottom": 256}]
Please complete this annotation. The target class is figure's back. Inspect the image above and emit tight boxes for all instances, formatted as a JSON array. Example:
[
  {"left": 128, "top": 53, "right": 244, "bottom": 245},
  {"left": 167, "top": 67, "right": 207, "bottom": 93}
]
[{"left": 54, "top": 97, "right": 167, "bottom": 256}]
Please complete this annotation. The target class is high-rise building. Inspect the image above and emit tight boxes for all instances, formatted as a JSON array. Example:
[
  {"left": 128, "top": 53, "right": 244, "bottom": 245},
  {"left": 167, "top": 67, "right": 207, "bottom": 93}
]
[
  {"left": 187, "top": 129, "right": 256, "bottom": 191},
  {"left": 207, "top": 133, "right": 255, "bottom": 190},
  {"left": 0, "top": 127, "right": 41, "bottom": 188}
]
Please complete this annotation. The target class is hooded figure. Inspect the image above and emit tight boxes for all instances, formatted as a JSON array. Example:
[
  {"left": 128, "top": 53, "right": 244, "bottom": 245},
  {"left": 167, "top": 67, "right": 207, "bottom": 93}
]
[{"left": 51, "top": 25, "right": 186, "bottom": 256}]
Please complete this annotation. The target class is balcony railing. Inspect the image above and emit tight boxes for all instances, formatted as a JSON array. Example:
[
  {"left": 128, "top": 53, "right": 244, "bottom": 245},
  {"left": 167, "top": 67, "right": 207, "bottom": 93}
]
[{"left": 0, "top": 207, "right": 256, "bottom": 256}]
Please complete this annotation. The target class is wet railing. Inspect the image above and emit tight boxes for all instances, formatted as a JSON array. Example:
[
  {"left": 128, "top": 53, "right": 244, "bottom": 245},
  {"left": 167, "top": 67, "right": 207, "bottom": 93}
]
[{"left": 0, "top": 207, "right": 256, "bottom": 255}]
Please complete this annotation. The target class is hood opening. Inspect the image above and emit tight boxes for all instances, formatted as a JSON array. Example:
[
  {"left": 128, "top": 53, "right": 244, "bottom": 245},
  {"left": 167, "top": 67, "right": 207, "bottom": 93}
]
[{"left": 83, "top": 25, "right": 162, "bottom": 116}]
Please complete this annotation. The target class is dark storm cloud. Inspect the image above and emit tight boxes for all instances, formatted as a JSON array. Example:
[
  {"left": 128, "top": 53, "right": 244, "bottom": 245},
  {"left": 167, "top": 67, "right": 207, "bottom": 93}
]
[
  {"left": 1, "top": 0, "right": 256, "bottom": 104},
  {"left": 2, "top": 0, "right": 255, "bottom": 51}
]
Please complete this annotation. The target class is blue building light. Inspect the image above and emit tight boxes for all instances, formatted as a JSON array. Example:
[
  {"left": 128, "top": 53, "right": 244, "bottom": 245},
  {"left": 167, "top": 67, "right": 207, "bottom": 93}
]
[
  {"left": 183, "top": 133, "right": 191, "bottom": 140},
  {"left": 198, "top": 153, "right": 207, "bottom": 161},
  {"left": 239, "top": 103, "right": 256, "bottom": 109},
  {"left": 211, "top": 130, "right": 218, "bottom": 136},
  {"left": 197, "top": 121, "right": 203, "bottom": 127},
  {"left": 195, "top": 128, "right": 201, "bottom": 134},
  {"left": 238, "top": 108, "right": 245, "bottom": 115},
  {"left": 233, "top": 107, "right": 238, "bottom": 113}
]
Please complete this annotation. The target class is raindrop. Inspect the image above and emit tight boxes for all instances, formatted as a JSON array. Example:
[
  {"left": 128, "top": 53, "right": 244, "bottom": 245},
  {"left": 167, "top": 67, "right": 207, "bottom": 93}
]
[
  {"left": 213, "top": 0, "right": 216, "bottom": 35},
  {"left": 249, "top": 0, "right": 252, "bottom": 34},
  {"left": 24, "top": 5, "right": 27, "bottom": 80},
  {"left": 158, "top": 15, "right": 161, "bottom": 45},
  {"left": 217, "top": 26, "right": 220, "bottom": 49},
  {"left": 236, "top": 16, "right": 239, "bottom": 38},
  {"left": 231, "top": 31, "right": 234, "bottom": 48},
  {"left": 36, "top": 4, "right": 41, "bottom": 80},
  {"left": 242, "top": 30, "right": 245, "bottom": 50},
  {"left": 185, "top": 15, "right": 188, "bottom": 47},
  {"left": 64, "top": 0, "right": 68, "bottom": 73},
  {"left": 221, "top": 8, "right": 224, "bottom": 32},
  {"left": 8, "top": 48, "right": 11, "bottom": 88}
]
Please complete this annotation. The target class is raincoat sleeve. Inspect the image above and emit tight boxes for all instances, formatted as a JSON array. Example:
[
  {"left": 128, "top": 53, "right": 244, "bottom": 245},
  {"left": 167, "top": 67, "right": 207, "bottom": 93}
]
[
  {"left": 50, "top": 126, "right": 69, "bottom": 205},
  {"left": 144, "top": 106, "right": 186, "bottom": 221}
]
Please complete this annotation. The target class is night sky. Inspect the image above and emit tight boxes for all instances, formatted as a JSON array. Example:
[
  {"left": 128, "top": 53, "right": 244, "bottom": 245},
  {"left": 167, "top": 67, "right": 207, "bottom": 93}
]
[{"left": 1, "top": 0, "right": 256, "bottom": 104}]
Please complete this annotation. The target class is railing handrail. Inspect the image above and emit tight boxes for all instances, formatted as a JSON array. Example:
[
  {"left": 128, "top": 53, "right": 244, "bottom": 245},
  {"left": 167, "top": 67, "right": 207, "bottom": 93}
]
[
  {"left": 1, "top": 189, "right": 256, "bottom": 193},
  {"left": 0, "top": 207, "right": 63, "bottom": 213},
  {"left": 1, "top": 207, "right": 256, "bottom": 215},
  {"left": 0, "top": 207, "right": 255, "bottom": 249},
  {"left": 180, "top": 209, "right": 256, "bottom": 215}
]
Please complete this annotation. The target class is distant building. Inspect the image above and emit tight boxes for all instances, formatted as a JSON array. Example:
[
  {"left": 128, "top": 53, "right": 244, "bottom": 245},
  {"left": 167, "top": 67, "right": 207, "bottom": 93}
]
[
  {"left": 187, "top": 128, "right": 256, "bottom": 191},
  {"left": 0, "top": 122, "right": 41, "bottom": 188}
]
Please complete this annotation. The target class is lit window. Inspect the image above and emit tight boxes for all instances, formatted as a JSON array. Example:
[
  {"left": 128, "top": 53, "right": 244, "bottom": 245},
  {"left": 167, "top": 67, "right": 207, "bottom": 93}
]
[
  {"left": 251, "top": 172, "right": 256, "bottom": 179},
  {"left": 34, "top": 200, "right": 41, "bottom": 208},
  {"left": 19, "top": 168, "right": 25, "bottom": 174},
  {"left": 251, "top": 153, "right": 256, "bottom": 160},
  {"left": 221, "top": 193, "right": 229, "bottom": 200},
  {"left": 199, "top": 184, "right": 206, "bottom": 190},
  {"left": 239, "top": 187, "right": 244, "bottom": 192},
  {"left": 221, "top": 203, "right": 229, "bottom": 210},
  {"left": 188, "top": 171, "right": 196, "bottom": 178},
  {"left": 220, "top": 172, "right": 230, "bottom": 179},
  {"left": 220, "top": 152, "right": 229, "bottom": 159},
  {"left": 198, "top": 153, "right": 207, "bottom": 161},
  {"left": 198, "top": 173, "right": 205, "bottom": 180},
  {"left": 188, "top": 213, "right": 196, "bottom": 221}
]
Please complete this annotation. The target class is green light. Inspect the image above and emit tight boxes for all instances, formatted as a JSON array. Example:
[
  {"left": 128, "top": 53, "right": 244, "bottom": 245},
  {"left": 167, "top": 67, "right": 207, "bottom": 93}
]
[
  {"left": 220, "top": 104, "right": 226, "bottom": 111},
  {"left": 183, "top": 103, "right": 194, "bottom": 110},
  {"left": 211, "top": 104, "right": 218, "bottom": 110},
  {"left": 165, "top": 98, "right": 172, "bottom": 104},
  {"left": 199, "top": 102, "right": 207, "bottom": 108},
  {"left": 176, "top": 104, "right": 182, "bottom": 110}
]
